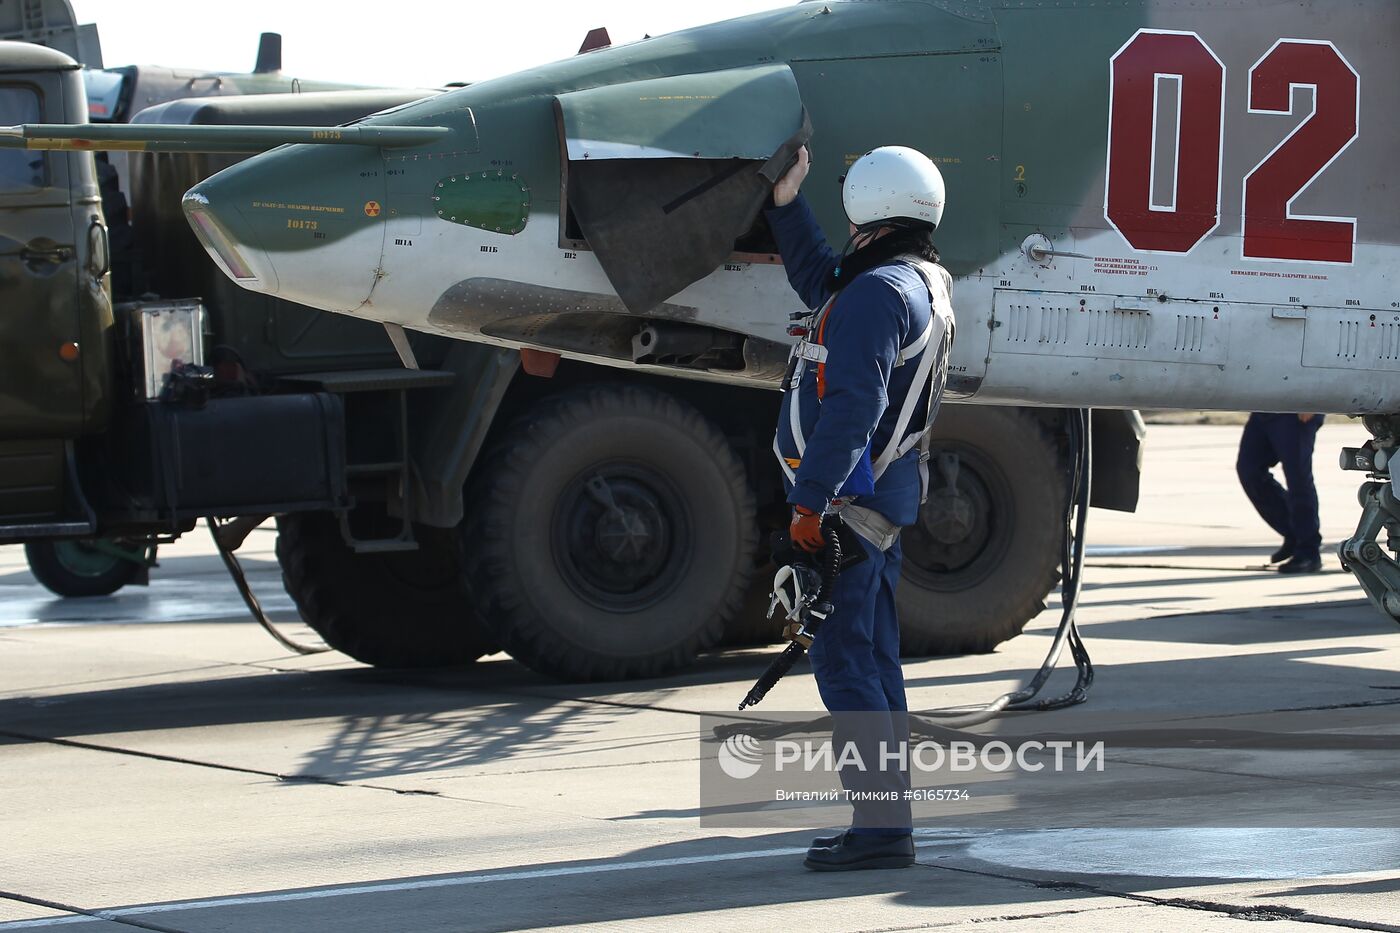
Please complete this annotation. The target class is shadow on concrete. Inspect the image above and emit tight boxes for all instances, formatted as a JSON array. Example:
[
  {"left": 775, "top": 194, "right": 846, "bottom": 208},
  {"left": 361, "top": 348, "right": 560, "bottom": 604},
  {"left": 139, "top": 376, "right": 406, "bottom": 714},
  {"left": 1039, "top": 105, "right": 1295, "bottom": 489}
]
[
  {"left": 0, "top": 832, "right": 1206, "bottom": 931},
  {"left": 1057, "top": 598, "right": 1382, "bottom": 646},
  {"left": 1081, "top": 573, "right": 1292, "bottom": 592},
  {"left": 0, "top": 651, "right": 781, "bottom": 786},
  {"left": 1275, "top": 876, "right": 1400, "bottom": 897},
  {"left": 18, "top": 828, "right": 1398, "bottom": 932},
  {"left": 1, "top": 596, "right": 1397, "bottom": 790}
]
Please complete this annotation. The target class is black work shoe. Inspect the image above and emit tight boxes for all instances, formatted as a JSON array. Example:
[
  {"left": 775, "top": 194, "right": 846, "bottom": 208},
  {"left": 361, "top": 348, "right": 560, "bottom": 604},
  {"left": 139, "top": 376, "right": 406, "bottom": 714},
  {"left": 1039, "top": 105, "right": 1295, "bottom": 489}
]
[
  {"left": 804, "top": 833, "right": 915, "bottom": 871},
  {"left": 810, "top": 831, "right": 845, "bottom": 850},
  {"left": 1277, "top": 555, "right": 1322, "bottom": 574},
  {"left": 1270, "top": 541, "right": 1295, "bottom": 564}
]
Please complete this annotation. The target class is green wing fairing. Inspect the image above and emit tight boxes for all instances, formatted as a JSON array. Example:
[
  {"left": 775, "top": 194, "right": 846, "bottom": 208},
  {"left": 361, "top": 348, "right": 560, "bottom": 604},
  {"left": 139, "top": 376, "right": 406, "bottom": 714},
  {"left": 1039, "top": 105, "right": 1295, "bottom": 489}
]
[{"left": 556, "top": 64, "right": 804, "bottom": 163}]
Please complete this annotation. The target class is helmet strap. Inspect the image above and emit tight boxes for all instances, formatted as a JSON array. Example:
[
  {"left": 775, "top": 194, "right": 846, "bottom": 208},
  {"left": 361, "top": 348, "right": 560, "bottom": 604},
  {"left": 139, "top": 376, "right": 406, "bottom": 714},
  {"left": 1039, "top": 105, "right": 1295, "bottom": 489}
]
[
  {"left": 828, "top": 220, "right": 938, "bottom": 293},
  {"left": 834, "top": 220, "right": 895, "bottom": 278},
  {"left": 831, "top": 229, "right": 863, "bottom": 283}
]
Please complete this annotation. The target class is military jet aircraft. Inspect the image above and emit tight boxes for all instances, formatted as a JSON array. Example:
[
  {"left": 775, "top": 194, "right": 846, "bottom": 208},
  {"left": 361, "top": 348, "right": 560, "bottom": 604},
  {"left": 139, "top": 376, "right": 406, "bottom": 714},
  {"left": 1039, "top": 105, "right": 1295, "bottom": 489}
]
[{"left": 6, "top": 0, "right": 1399, "bottom": 647}]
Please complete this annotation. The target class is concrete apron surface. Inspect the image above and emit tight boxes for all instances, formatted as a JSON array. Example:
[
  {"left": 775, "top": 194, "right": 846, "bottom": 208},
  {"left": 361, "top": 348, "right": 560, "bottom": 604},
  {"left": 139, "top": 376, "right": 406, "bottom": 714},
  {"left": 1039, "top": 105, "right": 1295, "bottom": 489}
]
[{"left": 0, "top": 423, "right": 1396, "bottom": 932}]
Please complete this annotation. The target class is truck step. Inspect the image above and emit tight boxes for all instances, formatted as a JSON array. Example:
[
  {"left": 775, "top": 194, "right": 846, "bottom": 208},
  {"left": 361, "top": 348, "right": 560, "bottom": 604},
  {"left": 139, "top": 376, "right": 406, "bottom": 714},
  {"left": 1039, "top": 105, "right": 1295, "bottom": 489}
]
[
  {"left": 277, "top": 369, "right": 455, "bottom": 394},
  {"left": 0, "top": 520, "right": 95, "bottom": 543},
  {"left": 347, "top": 537, "right": 421, "bottom": 554}
]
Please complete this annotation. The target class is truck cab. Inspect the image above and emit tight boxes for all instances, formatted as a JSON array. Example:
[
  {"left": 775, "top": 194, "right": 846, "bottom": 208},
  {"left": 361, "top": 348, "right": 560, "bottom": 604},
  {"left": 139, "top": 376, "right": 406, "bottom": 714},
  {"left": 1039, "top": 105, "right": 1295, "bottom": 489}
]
[
  {"left": 0, "top": 41, "right": 359, "bottom": 563},
  {"left": 0, "top": 37, "right": 497, "bottom": 660},
  {"left": 0, "top": 41, "right": 108, "bottom": 525}
]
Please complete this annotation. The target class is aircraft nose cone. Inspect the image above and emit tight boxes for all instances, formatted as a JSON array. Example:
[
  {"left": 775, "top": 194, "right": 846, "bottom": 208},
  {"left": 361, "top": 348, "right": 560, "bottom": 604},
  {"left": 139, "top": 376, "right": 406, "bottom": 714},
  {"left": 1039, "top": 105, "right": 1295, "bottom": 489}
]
[
  {"left": 183, "top": 187, "right": 279, "bottom": 293},
  {"left": 183, "top": 143, "right": 389, "bottom": 312}
]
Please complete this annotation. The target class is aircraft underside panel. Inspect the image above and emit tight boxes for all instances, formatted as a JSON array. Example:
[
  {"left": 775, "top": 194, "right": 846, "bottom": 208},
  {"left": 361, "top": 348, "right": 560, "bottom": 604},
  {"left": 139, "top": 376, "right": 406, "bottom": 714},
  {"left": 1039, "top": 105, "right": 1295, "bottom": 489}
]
[
  {"left": 1302, "top": 308, "right": 1400, "bottom": 374},
  {"left": 984, "top": 288, "right": 1395, "bottom": 413}
]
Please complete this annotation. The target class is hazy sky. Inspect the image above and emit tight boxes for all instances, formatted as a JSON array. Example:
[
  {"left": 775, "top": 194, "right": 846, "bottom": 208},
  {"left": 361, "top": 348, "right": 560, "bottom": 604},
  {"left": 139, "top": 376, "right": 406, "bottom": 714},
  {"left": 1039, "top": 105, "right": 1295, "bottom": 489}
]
[{"left": 67, "top": 0, "right": 791, "bottom": 87}]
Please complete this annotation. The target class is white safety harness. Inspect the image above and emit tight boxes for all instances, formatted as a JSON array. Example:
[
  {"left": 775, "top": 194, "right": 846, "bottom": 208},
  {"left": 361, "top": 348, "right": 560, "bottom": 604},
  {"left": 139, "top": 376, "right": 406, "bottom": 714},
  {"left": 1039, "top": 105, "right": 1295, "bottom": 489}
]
[{"left": 774, "top": 257, "right": 955, "bottom": 549}]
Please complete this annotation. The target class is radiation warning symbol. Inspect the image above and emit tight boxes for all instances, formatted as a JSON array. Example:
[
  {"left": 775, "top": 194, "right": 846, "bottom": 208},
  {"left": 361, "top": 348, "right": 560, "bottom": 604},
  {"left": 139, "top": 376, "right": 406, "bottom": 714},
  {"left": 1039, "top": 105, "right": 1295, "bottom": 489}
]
[{"left": 363, "top": 200, "right": 381, "bottom": 217}]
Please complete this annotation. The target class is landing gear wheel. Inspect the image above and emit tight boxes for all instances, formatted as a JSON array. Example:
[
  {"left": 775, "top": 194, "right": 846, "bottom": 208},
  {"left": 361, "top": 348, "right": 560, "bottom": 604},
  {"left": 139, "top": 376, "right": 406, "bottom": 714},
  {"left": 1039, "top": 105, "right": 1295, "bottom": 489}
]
[
  {"left": 276, "top": 510, "right": 494, "bottom": 667},
  {"left": 897, "top": 406, "right": 1065, "bottom": 655},
  {"left": 463, "top": 384, "right": 758, "bottom": 681},
  {"left": 24, "top": 539, "right": 145, "bottom": 597}
]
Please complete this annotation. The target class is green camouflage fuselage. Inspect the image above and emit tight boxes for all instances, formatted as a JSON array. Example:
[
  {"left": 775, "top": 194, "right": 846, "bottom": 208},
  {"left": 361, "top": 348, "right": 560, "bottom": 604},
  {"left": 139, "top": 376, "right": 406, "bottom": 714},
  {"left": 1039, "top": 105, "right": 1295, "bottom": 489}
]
[{"left": 185, "top": 0, "right": 1400, "bottom": 414}]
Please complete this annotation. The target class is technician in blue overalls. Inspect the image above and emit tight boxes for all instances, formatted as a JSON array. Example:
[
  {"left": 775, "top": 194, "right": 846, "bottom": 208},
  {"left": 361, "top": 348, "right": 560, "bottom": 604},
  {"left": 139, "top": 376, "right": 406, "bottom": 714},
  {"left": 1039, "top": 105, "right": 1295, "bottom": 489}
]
[
  {"left": 1237, "top": 412, "right": 1326, "bottom": 574},
  {"left": 766, "top": 145, "right": 955, "bottom": 871}
]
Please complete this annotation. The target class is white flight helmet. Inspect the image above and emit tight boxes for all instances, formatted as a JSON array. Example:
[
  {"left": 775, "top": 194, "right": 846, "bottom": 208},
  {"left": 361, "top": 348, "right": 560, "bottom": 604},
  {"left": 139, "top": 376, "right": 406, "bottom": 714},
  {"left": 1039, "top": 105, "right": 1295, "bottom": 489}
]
[{"left": 842, "top": 146, "right": 946, "bottom": 229}]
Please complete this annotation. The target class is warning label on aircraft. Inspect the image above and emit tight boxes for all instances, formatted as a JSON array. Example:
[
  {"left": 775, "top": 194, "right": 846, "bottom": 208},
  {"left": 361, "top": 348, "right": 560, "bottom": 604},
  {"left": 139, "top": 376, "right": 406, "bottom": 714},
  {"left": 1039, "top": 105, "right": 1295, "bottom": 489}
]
[
  {"left": 364, "top": 201, "right": 382, "bottom": 217},
  {"left": 1093, "top": 256, "right": 1157, "bottom": 277}
]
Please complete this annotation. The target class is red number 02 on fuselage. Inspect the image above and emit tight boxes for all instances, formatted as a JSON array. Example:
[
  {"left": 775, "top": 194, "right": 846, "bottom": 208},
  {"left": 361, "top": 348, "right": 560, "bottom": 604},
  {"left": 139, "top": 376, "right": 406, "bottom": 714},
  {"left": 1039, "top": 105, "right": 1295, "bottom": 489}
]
[{"left": 1105, "top": 29, "right": 1360, "bottom": 265}]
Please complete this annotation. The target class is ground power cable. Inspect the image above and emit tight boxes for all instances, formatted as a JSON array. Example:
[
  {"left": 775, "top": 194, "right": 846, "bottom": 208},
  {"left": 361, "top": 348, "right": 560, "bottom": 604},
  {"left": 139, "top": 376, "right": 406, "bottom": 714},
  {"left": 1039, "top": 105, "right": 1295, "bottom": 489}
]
[
  {"left": 910, "top": 407, "right": 1095, "bottom": 732},
  {"left": 207, "top": 517, "right": 330, "bottom": 656}
]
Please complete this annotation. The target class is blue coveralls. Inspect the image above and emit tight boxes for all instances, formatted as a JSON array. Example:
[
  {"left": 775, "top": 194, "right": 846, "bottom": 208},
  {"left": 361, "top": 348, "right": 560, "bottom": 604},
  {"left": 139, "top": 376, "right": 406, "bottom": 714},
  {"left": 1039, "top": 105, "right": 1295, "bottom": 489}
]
[
  {"left": 767, "top": 194, "right": 951, "bottom": 834},
  {"left": 1236, "top": 413, "right": 1325, "bottom": 560}
]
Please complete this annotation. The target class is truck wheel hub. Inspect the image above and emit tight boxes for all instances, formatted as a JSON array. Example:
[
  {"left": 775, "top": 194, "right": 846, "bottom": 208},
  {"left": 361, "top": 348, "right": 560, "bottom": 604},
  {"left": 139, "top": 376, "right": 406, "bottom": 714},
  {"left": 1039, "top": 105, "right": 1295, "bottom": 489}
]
[
  {"left": 924, "top": 490, "right": 977, "bottom": 545},
  {"left": 595, "top": 505, "right": 655, "bottom": 561},
  {"left": 903, "top": 451, "right": 1002, "bottom": 582},
  {"left": 554, "top": 468, "right": 685, "bottom": 607},
  {"left": 52, "top": 541, "right": 124, "bottom": 578}
]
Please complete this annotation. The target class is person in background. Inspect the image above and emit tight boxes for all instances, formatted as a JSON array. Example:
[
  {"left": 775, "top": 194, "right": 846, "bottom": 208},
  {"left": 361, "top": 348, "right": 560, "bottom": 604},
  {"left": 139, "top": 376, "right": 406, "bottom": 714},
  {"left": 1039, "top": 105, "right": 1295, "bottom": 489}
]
[{"left": 1236, "top": 412, "right": 1325, "bottom": 574}]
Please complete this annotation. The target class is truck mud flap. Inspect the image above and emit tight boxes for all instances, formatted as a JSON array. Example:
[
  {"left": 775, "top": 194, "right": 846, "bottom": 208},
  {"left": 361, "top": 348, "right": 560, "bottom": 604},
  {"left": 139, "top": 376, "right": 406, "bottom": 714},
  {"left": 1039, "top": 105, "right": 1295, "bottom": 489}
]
[{"left": 1089, "top": 409, "right": 1145, "bottom": 513}]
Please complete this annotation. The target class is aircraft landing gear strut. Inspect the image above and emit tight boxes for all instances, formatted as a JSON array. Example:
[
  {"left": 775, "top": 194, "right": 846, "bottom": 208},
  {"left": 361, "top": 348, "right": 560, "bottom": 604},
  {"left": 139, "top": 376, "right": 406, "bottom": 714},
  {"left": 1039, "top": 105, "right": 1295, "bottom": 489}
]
[{"left": 1340, "top": 414, "right": 1400, "bottom": 624}]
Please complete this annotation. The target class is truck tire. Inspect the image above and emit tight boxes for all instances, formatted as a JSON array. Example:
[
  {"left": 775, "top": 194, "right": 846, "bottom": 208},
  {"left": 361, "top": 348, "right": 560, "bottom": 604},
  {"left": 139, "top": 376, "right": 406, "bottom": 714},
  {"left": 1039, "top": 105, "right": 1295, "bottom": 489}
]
[
  {"left": 897, "top": 406, "right": 1065, "bottom": 656},
  {"left": 720, "top": 561, "right": 785, "bottom": 646},
  {"left": 276, "top": 511, "right": 494, "bottom": 667},
  {"left": 24, "top": 540, "right": 143, "bottom": 598},
  {"left": 463, "top": 384, "right": 757, "bottom": 681}
]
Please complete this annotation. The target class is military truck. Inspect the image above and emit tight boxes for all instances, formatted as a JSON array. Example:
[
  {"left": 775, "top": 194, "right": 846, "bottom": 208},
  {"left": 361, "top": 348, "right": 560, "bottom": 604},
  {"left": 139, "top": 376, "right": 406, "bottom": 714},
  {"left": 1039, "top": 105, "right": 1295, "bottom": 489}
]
[
  {"left": 0, "top": 37, "right": 494, "bottom": 653},
  {"left": 0, "top": 29, "right": 1143, "bottom": 681},
  {"left": 7, "top": 1, "right": 383, "bottom": 596}
]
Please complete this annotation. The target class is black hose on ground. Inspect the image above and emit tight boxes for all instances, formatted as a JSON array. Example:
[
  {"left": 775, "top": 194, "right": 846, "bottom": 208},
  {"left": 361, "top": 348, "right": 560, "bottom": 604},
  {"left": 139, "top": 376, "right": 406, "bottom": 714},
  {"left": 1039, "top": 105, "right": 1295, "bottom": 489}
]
[
  {"left": 912, "top": 407, "right": 1094, "bottom": 728},
  {"left": 1006, "top": 407, "right": 1095, "bottom": 711},
  {"left": 207, "top": 517, "right": 330, "bottom": 656}
]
